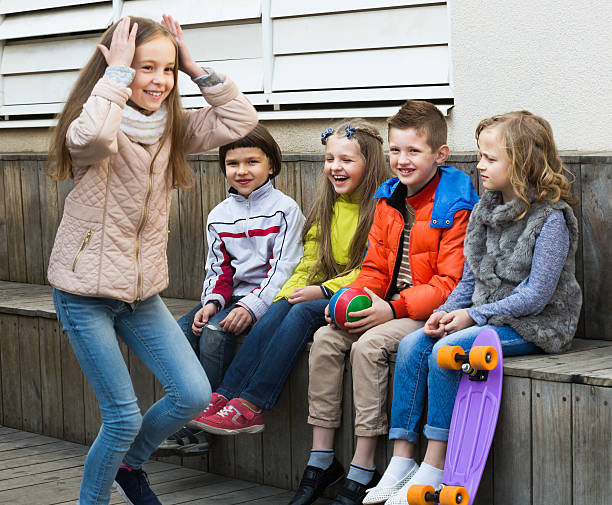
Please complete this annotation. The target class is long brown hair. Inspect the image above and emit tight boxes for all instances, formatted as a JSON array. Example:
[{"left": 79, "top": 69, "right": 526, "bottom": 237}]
[
  {"left": 48, "top": 17, "right": 193, "bottom": 188},
  {"left": 476, "top": 111, "right": 576, "bottom": 218},
  {"left": 305, "top": 118, "right": 389, "bottom": 285}
]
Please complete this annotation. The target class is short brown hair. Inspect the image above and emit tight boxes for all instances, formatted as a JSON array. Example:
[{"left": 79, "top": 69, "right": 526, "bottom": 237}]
[
  {"left": 218, "top": 124, "right": 281, "bottom": 179},
  {"left": 387, "top": 100, "right": 447, "bottom": 150}
]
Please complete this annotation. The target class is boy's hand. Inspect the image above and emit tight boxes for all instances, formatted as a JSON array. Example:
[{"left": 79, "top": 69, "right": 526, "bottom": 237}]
[
  {"left": 342, "top": 287, "right": 393, "bottom": 334},
  {"left": 324, "top": 304, "right": 338, "bottom": 329},
  {"left": 161, "top": 14, "right": 202, "bottom": 78},
  {"left": 423, "top": 311, "right": 448, "bottom": 338},
  {"left": 288, "top": 285, "right": 324, "bottom": 304},
  {"left": 220, "top": 306, "right": 252, "bottom": 335},
  {"left": 97, "top": 17, "right": 138, "bottom": 67},
  {"left": 192, "top": 303, "right": 217, "bottom": 336},
  {"left": 439, "top": 309, "right": 475, "bottom": 334}
]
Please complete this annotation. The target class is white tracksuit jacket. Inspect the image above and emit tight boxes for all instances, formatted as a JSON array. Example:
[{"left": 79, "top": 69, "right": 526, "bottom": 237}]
[{"left": 201, "top": 180, "right": 305, "bottom": 320}]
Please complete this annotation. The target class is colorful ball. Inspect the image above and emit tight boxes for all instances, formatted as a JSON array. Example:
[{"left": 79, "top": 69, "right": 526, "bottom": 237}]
[{"left": 328, "top": 287, "right": 372, "bottom": 330}]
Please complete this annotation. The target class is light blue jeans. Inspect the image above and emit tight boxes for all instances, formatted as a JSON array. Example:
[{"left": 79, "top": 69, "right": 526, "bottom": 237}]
[
  {"left": 389, "top": 324, "right": 540, "bottom": 443},
  {"left": 53, "top": 289, "right": 211, "bottom": 505}
]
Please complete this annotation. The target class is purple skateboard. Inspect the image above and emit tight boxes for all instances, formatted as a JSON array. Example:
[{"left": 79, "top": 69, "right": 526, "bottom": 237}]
[{"left": 407, "top": 328, "right": 503, "bottom": 505}]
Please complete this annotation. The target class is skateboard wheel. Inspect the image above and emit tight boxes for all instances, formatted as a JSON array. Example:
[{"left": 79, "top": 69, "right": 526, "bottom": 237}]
[
  {"left": 437, "top": 345, "right": 464, "bottom": 370},
  {"left": 439, "top": 485, "right": 469, "bottom": 505},
  {"left": 469, "top": 345, "right": 498, "bottom": 370},
  {"left": 407, "top": 484, "right": 436, "bottom": 505}
]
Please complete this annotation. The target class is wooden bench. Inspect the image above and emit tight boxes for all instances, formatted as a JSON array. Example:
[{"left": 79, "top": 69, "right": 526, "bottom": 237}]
[
  {"left": 1, "top": 152, "right": 611, "bottom": 504},
  {"left": 0, "top": 280, "right": 610, "bottom": 505}
]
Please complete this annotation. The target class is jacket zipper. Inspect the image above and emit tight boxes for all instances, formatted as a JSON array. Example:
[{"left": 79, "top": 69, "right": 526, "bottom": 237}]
[
  {"left": 135, "top": 155, "right": 155, "bottom": 300},
  {"left": 72, "top": 230, "right": 92, "bottom": 272}
]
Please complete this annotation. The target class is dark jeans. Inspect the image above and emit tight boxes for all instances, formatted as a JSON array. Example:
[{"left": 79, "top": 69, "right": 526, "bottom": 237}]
[
  {"left": 217, "top": 298, "right": 329, "bottom": 410},
  {"left": 178, "top": 296, "right": 244, "bottom": 391}
]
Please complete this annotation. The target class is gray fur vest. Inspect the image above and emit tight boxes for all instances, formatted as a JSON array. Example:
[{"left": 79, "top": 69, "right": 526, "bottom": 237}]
[{"left": 464, "top": 191, "right": 582, "bottom": 353}]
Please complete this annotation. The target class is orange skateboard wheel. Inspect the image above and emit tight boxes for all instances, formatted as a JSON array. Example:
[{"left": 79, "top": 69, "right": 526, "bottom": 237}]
[
  {"left": 407, "top": 484, "right": 436, "bottom": 505},
  {"left": 469, "top": 345, "right": 498, "bottom": 370},
  {"left": 439, "top": 485, "right": 469, "bottom": 505},
  {"left": 437, "top": 345, "right": 464, "bottom": 370}
]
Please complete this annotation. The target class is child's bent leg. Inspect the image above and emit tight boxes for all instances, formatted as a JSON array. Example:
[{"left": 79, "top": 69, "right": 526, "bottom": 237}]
[
  {"left": 177, "top": 302, "right": 203, "bottom": 357},
  {"left": 198, "top": 303, "right": 240, "bottom": 390},
  {"left": 216, "top": 299, "right": 293, "bottom": 401},
  {"left": 239, "top": 298, "right": 329, "bottom": 410},
  {"left": 115, "top": 295, "right": 211, "bottom": 469},
  {"left": 388, "top": 327, "right": 436, "bottom": 447},
  {"left": 307, "top": 324, "right": 357, "bottom": 431},
  {"left": 53, "top": 289, "right": 143, "bottom": 505},
  {"left": 351, "top": 318, "right": 425, "bottom": 440}
]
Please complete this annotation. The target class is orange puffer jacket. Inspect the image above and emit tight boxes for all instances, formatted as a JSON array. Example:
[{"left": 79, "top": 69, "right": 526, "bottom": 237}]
[{"left": 351, "top": 166, "right": 479, "bottom": 320}]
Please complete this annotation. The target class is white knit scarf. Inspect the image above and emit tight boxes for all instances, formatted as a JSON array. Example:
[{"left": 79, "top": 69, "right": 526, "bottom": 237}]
[{"left": 120, "top": 103, "right": 167, "bottom": 144}]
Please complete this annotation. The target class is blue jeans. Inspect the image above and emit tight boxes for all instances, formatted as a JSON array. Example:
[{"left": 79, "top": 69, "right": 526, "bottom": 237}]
[
  {"left": 217, "top": 298, "right": 329, "bottom": 410},
  {"left": 389, "top": 324, "right": 540, "bottom": 443},
  {"left": 53, "top": 289, "right": 211, "bottom": 505},
  {"left": 178, "top": 296, "right": 243, "bottom": 391}
]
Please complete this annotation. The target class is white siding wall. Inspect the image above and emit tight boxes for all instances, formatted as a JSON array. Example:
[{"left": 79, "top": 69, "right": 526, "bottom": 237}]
[{"left": 0, "top": 0, "right": 451, "bottom": 126}]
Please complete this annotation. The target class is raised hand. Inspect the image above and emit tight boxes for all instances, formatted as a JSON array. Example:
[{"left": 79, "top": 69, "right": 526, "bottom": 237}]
[
  {"left": 161, "top": 14, "right": 203, "bottom": 78},
  {"left": 97, "top": 17, "right": 138, "bottom": 67}
]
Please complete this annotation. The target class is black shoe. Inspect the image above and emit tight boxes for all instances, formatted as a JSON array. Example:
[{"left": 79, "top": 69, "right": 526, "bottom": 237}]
[
  {"left": 331, "top": 471, "right": 381, "bottom": 505},
  {"left": 288, "top": 458, "right": 345, "bottom": 505}
]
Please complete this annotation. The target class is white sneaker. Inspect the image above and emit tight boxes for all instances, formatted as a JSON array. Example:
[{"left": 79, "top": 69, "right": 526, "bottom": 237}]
[
  {"left": 362, "top": 465, "right": 418, "bottom": 504},
  {"left": 385, "top": 462, "right": 443, "bottom": 505}
]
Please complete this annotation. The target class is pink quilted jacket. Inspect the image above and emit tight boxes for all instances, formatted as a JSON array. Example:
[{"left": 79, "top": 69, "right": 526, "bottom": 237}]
[{"left": 47, "top": 76, "right": 258, "bottom": 302}]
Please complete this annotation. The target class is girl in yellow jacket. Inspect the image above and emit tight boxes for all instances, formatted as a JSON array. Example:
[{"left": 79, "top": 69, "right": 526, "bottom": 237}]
[
  {"left": 187, "top": 119, "right": 389, "bottom": 436},
  {"left": 47, "top": 16, "right": 257, "bottom": 505}
]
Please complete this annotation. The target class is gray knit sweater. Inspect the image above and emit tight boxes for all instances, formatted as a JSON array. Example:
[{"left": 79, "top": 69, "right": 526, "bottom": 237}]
[{"left": 438, "top": 191, "right": 582, "bottom": 353}]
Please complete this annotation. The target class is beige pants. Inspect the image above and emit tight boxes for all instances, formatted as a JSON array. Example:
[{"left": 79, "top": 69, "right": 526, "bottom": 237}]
[{"left": 308, "top": 318, "right": 425, "bottom": 437}]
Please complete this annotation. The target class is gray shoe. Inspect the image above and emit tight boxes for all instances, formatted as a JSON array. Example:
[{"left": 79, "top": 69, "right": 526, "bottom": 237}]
[{"left": 157, "top": 427, "right": 210, "bottom": 455}]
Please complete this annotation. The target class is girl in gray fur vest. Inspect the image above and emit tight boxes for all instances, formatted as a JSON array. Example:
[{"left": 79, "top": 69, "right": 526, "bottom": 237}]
[{"left": 364, "top": 111, "right": 581, "bottom": 505}]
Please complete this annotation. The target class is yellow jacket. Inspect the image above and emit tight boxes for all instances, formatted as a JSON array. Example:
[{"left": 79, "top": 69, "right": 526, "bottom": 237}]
[{"left": 274, "top": 193, "right": 362, "bottom": 300}]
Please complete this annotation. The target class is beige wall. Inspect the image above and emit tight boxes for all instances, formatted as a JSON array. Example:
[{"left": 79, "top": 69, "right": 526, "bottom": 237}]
[
  {"left": 447, "top": 0, "right": 611, "bottom": 152},
  {"left": 2, "top": 1, "right": 610, "bottom": 154}
]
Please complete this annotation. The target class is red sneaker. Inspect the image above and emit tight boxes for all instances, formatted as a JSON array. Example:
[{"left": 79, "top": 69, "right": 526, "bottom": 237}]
[
  {"left": 197, "top": 398, "right": 264, "bottom": 435},
  {"left": 187, "top": 393, "right": 228, "bottom": 430}
]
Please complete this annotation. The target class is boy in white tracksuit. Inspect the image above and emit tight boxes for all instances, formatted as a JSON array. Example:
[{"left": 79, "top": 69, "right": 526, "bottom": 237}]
[{"left": 179, "top": 125, "right": 305, "bottom": 391}]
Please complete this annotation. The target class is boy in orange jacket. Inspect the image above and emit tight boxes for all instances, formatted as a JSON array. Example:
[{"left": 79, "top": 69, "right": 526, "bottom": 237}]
[{"left": 288, "top": 100, "right": 479, "bottom": 505}]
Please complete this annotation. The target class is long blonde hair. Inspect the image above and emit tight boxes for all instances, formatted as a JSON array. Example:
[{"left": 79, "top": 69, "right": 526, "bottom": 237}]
[
  {"left": 476, "top": 110, "right": 576, "bottom": 218},
  {"left": 48, "top": 17, "right": 193, "bottom": 188},
  {"left": 305, "top": 118, "right": 389, "bottom": 285}
]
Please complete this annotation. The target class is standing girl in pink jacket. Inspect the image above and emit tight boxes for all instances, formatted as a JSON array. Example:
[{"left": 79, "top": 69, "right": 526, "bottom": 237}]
[{"left": 46, "top": 15, "right": 257, "bottom": 505}]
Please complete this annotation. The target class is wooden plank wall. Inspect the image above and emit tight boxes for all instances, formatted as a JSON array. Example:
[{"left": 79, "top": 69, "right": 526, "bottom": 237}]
[
  {"left": 0, "top": 310, "right": 611, "bottom": 504},
  {"left": 1, "top": 153, "right": 610, "bottom": 339}
]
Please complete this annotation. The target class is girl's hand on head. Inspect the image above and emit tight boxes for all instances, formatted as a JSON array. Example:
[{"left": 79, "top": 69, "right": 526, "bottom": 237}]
[
  {"left": 424, "top": 311, "right": 448, "bottom": 338},
  {"left": 342, "top": 287, "right": 393, "bottom": 334},
  {"left": 288, "top": 285, "right": 324, "bottom": 304},
  {"left": 97, "top": 17, "right": 138, "bottom": 67},
  {"left": 439, "top": 309, "right": 475, "bottom": 334},
  {"left": 192, "top": 304, "right": 217, "bottom": 336},
  {"left": 219, "top": 306, "right": 252, "bottom": 335},
  {"left": 161, "top": 14, "right": 201, "bottom": 78}
]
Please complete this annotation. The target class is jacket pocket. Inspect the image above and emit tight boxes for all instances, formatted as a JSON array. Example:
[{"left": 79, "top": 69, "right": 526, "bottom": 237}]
[{"left": 72, "top": 230, "right": 93, "bottom": 272}]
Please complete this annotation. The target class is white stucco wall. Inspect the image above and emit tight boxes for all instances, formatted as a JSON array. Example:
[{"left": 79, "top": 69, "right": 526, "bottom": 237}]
[
  {"left": 2, "top": 2, "right": 610, "bottom": 154},
  {"left": 447, "top": 0, "right": 612, "bottom": 152}
]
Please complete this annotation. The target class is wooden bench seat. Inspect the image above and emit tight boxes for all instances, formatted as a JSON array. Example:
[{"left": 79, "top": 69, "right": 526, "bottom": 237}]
[{"left": 0, "top": 280, "right": 610, "bottom": 504}]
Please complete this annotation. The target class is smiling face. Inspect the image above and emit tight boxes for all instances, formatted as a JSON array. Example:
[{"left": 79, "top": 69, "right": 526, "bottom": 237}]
[
  {"left": 388, "top": 127, "right": 449, "bottom": 196},
  {"left": 128, "top": 36, "right": 176, "bottom": 114},
  {"left": 477, "top": 126, "right": 516, "bottom": 202},
  {"left": 224, "top": 147, "right": 274, "bottom": 197},
  {"left": 323, "top": 136, "right": 365, "bottom": 195}
]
